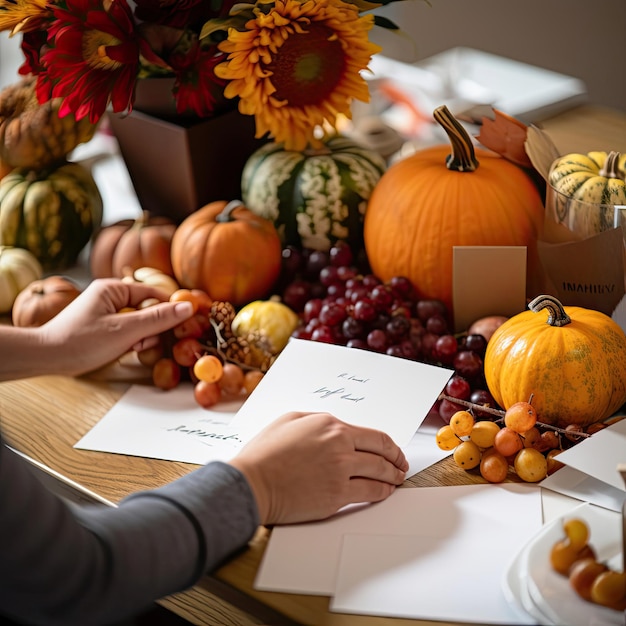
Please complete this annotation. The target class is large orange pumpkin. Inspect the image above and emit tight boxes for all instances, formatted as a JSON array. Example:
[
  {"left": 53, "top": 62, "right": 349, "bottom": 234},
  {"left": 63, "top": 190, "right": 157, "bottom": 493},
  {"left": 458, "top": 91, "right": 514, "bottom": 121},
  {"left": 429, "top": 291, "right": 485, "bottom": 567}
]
[
  {"left": 364, "top": 105, "right": 545, "bottom": 316},
  {"left": 170, "top": 200, "right": 282, "bottom": 306},
  {"left": 90, "top": 211, "right": 176, "bottom": 279}
]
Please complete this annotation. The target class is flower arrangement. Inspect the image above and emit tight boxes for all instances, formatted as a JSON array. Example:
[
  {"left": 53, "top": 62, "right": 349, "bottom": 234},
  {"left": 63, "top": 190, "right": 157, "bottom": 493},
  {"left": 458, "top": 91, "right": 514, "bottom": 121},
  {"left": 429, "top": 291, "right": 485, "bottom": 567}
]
[{"left": 0, "top": 0, "right": 410, "bottom": 151}]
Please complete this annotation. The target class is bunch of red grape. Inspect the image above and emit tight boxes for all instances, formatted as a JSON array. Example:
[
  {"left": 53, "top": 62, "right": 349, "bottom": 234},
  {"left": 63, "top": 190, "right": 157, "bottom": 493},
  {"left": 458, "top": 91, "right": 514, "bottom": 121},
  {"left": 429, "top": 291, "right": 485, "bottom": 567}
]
[
  {"left": 276, "top": 241, "right": 498, "bottom": 423},
  {"left": 133, "top": 288, "right": 267, "bottom": 408}
]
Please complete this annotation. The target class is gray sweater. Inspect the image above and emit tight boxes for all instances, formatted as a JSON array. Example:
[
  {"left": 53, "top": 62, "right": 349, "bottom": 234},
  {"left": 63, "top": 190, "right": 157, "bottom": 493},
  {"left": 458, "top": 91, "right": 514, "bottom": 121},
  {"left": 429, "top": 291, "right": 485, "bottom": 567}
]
[{"left": 0, "top": 433, "right": 259, "bottom": 625}]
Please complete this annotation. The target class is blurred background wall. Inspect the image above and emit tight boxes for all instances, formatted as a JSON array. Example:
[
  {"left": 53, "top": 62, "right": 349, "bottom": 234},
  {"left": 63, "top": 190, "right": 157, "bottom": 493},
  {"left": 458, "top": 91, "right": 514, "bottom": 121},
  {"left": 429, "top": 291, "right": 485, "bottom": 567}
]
[{"left": 371, "top": 0, "right": 626, "bottom": 112}]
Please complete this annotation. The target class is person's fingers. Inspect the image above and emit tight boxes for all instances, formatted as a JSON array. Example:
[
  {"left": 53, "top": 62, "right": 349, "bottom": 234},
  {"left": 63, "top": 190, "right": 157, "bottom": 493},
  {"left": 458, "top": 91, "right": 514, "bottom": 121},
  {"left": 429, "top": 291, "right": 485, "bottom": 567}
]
[
  {"left": 352, "top": 426, "right": 409, "bottom": 472},
  {"left": 128, "top": 301, "right": 194, "bottom": 351},
  {"left": 344, "top": 477, "right": 398, "bottom": 505},
  {"left": 347, "top": 450, "right": 407, "bottom": 485},
  {"left": 124, "top": 283, "right": 172, "bottom": 308}
]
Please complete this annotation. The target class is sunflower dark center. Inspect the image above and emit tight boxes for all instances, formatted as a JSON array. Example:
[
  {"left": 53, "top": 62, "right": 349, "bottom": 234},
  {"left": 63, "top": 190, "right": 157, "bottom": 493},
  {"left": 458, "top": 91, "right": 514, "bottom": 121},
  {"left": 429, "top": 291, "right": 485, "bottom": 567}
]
[{"left": 267, "top": 25, "right": 345, "bottom": 106}]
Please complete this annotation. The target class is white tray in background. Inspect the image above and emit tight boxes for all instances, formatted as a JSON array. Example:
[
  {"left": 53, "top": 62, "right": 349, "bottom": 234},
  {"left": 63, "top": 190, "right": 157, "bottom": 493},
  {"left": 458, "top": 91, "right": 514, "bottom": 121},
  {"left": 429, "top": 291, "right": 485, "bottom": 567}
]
[{"left": 368, "top": 47, "right": 588, "bottom": 124}]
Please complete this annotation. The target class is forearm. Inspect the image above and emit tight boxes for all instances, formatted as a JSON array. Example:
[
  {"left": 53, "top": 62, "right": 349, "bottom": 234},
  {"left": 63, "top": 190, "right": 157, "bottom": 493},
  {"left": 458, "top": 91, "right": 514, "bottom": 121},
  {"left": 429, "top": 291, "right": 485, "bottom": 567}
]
[
  {"left": 0, "top": 325, "right": 58, "bottom": 381},
  {"left": 0, "top": 437, "right": 259, "bottom": 625}
]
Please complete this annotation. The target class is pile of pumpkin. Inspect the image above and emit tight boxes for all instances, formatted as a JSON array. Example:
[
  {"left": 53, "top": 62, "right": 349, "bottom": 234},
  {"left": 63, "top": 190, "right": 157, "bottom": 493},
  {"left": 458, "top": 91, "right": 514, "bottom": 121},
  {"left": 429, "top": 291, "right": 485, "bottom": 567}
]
[{"left": 0, "top": 82, "right": 625, "bottom": 431}]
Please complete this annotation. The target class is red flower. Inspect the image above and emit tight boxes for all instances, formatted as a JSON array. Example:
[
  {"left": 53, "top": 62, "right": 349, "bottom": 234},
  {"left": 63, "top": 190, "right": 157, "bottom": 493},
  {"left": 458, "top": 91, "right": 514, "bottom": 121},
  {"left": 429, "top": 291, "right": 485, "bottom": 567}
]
[
  {"left": 170, "top": 43, "right": 228, "bottom": 118},
  {"left": 18, "top": 30, "right": 48, "bottom": 77},
  {"left": 38, "top": 0, "right": 157, "bottom": 123}
]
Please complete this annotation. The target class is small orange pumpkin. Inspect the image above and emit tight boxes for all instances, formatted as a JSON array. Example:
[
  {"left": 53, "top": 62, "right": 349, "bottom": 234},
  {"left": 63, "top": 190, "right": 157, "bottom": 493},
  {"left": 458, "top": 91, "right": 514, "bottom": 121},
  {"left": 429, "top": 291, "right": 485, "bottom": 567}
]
[
  {"left": 90, "top": 210, "right": 176, "bottom": 279},
  {"left": 364, "top": 105, "right": 545, "bottom": 316},
  {"left": 12, "top": 275, "right": 82, "bottom": 327},
  {"left": 484, "top": 294, "right": 626, "bottom": 428},
  {"left": 170, "top": 200, "right": 282, "bottom": 306}
]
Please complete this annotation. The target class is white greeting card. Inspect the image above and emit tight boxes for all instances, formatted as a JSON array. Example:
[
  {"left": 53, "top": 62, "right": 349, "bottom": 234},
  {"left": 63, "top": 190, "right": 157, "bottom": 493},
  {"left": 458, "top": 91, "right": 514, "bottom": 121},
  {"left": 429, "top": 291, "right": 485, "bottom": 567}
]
[{"left": 231, "top": 338, "right": 453, "bottom": 447}]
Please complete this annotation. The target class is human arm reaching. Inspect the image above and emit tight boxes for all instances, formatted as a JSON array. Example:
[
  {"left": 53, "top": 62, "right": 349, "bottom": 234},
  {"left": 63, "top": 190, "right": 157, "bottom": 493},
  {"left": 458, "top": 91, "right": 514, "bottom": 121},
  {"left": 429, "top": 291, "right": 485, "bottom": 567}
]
[
  {"left": 0, "top": 278, "right": 195, "bottom": 382},
  {"left": 0, "top": 278, "right": 407, "bottom": 625}
]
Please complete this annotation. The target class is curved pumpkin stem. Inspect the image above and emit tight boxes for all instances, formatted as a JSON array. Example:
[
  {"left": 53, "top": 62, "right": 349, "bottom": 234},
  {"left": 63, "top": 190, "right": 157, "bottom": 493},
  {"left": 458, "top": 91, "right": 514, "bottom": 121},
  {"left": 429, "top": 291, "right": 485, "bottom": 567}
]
[
  {"left": 599, "top": 151, "right": 623, "bottom": 179},
  {"left": 215, "top": 200, "right": 244, "bottom": 223},
  {"left": 528, "top": 294, "right": 572, "bottom": 327},
  {"left": 433, "top": 105, "right": 479, "bottom": 173}
]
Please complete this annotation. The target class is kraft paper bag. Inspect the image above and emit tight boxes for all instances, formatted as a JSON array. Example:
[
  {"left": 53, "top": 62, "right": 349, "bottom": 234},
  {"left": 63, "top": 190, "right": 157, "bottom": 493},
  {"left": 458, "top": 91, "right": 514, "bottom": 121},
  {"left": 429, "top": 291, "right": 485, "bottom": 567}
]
[{"left": 537, "top": 227, "right": 625, "bottom": 316}]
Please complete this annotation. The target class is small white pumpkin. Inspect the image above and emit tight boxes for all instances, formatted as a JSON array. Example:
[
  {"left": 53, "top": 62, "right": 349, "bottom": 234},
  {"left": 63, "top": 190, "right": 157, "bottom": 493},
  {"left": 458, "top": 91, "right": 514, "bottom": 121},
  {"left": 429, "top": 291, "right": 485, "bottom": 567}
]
[{"left": 0, "top": 245, "right": 43, "bottom": 313}]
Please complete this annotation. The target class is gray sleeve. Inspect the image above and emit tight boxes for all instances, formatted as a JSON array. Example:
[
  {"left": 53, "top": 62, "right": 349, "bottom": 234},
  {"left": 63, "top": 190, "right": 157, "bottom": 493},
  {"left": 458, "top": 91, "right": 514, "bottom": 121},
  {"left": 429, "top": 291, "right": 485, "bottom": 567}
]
[{"left": 0, "top": 436, "right": 259, "bottom": 625}]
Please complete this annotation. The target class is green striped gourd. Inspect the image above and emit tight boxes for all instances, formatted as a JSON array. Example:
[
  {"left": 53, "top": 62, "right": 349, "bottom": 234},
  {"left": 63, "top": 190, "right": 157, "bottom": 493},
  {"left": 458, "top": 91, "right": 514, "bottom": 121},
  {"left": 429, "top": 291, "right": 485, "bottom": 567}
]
[
  {"left": 548, "top": 151, "right": 626, "bottom": 238},
  {"left": 0, "top": 161, "right": 102, "bottom": 270},
  {"left": 241, "top": 136, "right": 386, "bottom": 252}
]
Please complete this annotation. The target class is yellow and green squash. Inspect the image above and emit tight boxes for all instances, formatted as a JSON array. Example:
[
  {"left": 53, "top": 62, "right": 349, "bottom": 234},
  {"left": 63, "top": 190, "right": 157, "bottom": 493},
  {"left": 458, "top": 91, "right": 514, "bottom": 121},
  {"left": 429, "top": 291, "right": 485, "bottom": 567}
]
[
  {"left": 0, "top": 161, "right": 102, "bottom": 270},
  {"left": 241, "top": 136, "right": 386, "bottom": 252}
]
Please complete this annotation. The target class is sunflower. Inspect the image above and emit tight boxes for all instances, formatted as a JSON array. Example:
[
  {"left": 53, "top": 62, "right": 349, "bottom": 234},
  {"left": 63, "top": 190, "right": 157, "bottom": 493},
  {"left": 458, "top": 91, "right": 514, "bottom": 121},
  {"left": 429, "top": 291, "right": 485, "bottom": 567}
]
[
  {"left": 215, "top": 0, "right": 380, "bottom": 151},
  {"left": 0, "top": 0, "right": 49, "bottom": 35}
]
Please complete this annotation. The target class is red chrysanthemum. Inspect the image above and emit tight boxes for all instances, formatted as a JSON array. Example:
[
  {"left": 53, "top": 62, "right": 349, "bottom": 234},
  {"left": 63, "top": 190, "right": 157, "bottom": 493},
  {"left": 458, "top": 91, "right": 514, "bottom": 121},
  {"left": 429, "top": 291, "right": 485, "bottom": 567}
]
[
  {"left": 169, "top": 43, "right": 228, "bottom": 118},
  {"left": 39, "top": 0, "right": 156, "bottom": 123}
]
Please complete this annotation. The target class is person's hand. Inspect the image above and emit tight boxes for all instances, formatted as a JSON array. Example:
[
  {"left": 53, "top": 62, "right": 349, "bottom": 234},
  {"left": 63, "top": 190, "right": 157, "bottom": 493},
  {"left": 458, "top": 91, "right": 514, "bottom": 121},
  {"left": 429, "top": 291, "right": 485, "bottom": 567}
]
[
  {"left": 40, "top": 278, "right": 194, "bottom": 377},
  {"left": 229, "top": 412, "right": 409, "bottom": 525}
]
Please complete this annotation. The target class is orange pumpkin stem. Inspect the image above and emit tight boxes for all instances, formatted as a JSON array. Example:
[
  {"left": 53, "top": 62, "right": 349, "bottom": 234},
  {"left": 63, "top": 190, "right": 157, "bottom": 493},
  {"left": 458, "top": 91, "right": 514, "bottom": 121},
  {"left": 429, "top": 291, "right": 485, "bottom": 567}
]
[
  {"left": 215, "top": 200, "right": 244, "bottom": 223},
  {"left": 528, "top": 294, "right": 572, "bottom": 327},
  {"left": 433, "top": 105, "right": 479, "bottom": 173}
]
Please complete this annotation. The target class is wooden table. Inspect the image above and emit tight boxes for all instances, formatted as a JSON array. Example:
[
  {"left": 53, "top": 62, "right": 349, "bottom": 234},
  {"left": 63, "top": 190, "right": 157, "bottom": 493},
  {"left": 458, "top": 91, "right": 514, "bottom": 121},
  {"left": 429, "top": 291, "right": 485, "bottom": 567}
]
[
  {"left": 0, "top": 371, "right": 533, "bottom": 626},
  {"left": 1, "top": 104, "right": 624, "bottom": 626}
]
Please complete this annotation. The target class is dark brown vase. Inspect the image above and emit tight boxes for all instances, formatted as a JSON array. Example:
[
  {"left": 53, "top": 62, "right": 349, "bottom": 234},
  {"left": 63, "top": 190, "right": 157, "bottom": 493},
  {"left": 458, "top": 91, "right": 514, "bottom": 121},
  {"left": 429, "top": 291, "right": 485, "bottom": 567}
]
[{"left": 107, "top": 78, "right": 268, "bottom": 223}]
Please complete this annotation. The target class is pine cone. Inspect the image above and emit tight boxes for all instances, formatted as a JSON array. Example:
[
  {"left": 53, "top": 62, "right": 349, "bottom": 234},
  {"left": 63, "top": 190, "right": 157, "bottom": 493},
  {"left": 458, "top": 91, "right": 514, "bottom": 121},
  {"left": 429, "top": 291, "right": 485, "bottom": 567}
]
[
  {"left": 0, "top": 77, "right": 98, "bottom": 170},
  {"left": 209, "top": 301, "right": 236, "bottom": 336},
  {"left": 224, "top": 331, "right": 276, "bottom": 372}
]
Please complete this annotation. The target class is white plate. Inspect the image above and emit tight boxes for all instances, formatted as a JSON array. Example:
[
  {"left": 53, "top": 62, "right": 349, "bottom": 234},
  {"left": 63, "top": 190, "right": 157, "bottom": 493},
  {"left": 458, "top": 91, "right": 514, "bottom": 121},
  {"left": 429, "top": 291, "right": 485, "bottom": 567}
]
[
  {"left": 523, "top": 502, "right": 623, "bottom": 626},
  {"left": 502, "top": 546, "right": 545, "bottom": 625}
]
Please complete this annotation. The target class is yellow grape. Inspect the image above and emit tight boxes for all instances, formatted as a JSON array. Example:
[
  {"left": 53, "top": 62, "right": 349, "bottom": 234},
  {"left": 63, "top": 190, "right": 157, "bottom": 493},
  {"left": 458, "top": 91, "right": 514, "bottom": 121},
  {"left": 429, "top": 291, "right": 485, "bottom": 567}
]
[
  {"left": 504, "top": 400, "right": 537, "bottom": 434},
  {"left": 562, "top": 518, "right": 590, "bottom": 551},
  {"left": 449, "top": 410, "right": 475, "bottom": 437},
  {"left": 521, "top": 426, "right": 541, "bottom": 448},
  {"left": 550, "top": 541, "right": 595, "bottom": 576},
  {"left": 453, "top": 440, "right": 481, "bottom": 470},
  {"left": 243, "top": 369, "right": 264, "bottom": 394},
  {"left": 218, "top": 362, "right": 245, "bottom": 396},
  {"left": 546, "top": 449, "right": 565, "bottom": 475},
  {"left": 436, "top": 424, "right": 459, "bottom": 451},
  {"left": 493, "top": 426, "right": 524, "bottom": 457},
  {"left": 193, "top": 355, "right": 223, "bottom": 383},
  {"left": 469, "top": 420, "right": 500, "bottom": 449},
  {"left": 479, "top": 448, "right": 509, "bottom": 483},
  {"left": 590, "top": 570, "right": 626, "bottom": 610},
  {"left": 513, "top": 448, "right": 548, "bottom": 482},
  {"left": 194, "top": 380, "right": 221, "bottom": 408}
]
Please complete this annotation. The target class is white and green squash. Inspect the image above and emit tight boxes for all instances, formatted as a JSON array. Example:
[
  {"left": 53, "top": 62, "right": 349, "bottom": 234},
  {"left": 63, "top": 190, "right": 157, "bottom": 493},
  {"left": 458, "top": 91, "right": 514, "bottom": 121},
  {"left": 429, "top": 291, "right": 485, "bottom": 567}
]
[
  {"left": 0, "top": 161, "right": 103, "bottom": 270},
  {"left": 241, "top": 136, "right": 387, "bottom": 252},
  {"left": 547, "top": 150, "right": 626, "bottom": 239}
]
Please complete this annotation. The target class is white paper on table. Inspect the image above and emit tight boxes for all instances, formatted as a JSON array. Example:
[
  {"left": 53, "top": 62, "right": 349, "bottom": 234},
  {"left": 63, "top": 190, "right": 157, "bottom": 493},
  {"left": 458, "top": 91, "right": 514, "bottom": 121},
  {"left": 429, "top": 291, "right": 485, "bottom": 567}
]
[
  {"left": 552, "top": 419, "right": 626, "bottom": 491},
  {"left": 331, "top": 531, "right": 534, "bottom": 624},
  {"left": 76, "top": 380, "right": 448, "bottom": 472},
  {"left": 540, "top": 464, "right": 626, "bottom": 513},
  {"left": 255, "top": 483, "right": 542, "bottom": 624},
  {"left": 75, "top": 339, "right": 452, "bottom": 471},
  {"left": 231, "top": 338, "right": 453, "bottom": 448},
  {"left": 74, "top": 383, "right": 245, "bottom": 464}
]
